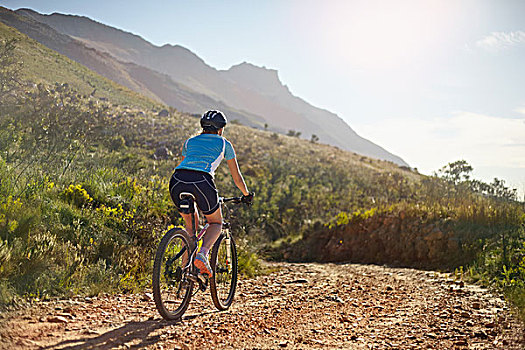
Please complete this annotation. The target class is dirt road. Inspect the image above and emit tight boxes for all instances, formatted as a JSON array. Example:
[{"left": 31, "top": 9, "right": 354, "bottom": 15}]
[{"left": 1, "top": 262, "right": 523, "bottom": 349}]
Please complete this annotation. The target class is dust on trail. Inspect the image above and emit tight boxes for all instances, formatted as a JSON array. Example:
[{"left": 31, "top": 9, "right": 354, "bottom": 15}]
[{"left": 0, "top": 262, "right": 523, "bottom": 349}]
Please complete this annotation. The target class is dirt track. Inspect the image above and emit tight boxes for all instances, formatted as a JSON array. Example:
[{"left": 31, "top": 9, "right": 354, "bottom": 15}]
[{"left": 1, "top": 262, "right": 523, "bottom": 349}]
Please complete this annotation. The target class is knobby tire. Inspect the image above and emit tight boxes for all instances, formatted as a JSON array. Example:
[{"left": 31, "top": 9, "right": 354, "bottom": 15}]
[
  {"left": 210, "top": 233, "right": 238, "bottom": 310},
  {"left": 152, "top": 229, "right": 194, "bottom": 321}
]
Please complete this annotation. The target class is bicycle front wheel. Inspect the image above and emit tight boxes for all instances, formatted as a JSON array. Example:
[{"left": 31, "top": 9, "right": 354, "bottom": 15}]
[
  {"left": 210, "top": 233, "right": 238, "bottom": 310},
  {"left": 152, "top": 229, "right": 194, "bottom": 320}
]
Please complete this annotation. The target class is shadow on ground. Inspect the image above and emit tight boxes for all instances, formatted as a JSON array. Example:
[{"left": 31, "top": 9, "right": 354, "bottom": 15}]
[
  {"left": 40, "top": 309, "right": 222, "bottom": 350},
  {"left": 40, "top": 319, "right": 170, "bottom": 350}
]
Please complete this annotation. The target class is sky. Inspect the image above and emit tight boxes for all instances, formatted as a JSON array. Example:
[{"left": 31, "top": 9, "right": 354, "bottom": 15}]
[{"left": 3, "top": 0, "right": 525, "bottom": 198}]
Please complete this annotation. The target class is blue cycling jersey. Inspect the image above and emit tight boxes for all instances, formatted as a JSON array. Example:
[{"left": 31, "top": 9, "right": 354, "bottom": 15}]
[{"left": 176, "top": 134, "right": 236, "bottom": 176}]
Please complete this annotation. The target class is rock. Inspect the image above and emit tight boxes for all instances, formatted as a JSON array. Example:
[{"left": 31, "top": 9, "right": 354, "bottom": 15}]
[
  {"left": 142, "top": 293, "right": 154, "bottom": 302},
  {"left": 473, "top": 329, "right": 488, "bottom": 339},
  {"left": 158, "top": 109, "right": 169, "bottom": 117},
  {"left": 472, "top": 302, "right": 481, "bottom": 310},
  {"left": 454, "top": 339, "right": 468, "bottom": 346},
  {"left": 16, "top": 339, "right": 39, "bottom": 347},
  {"left": 340, "top": 315, "right": 351, "bottom": 322},
  {"left": 48, "top": 316, "right": 68, "bottom": 323},
  {"left": 285, "top": 279, "right": 309, "bottom": 284},
  {"left": 385, "top": 285, "right": 394, "bottom": 291},
  {"left": 154, "top": 147, "right": 172, "bottom": 160},
  {"left": 278, "top": 341, "right": 288, "bottom": 347}
]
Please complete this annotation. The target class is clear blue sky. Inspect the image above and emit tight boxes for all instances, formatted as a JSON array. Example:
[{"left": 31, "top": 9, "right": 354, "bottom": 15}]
[{"left": 3, "top": 0, "right": 525, "bottom": 197}]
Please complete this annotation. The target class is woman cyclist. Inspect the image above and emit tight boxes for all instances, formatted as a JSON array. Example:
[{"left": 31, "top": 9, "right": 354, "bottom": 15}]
[{"left": 169, "top": 110, "right": 253, "bottom": 278}]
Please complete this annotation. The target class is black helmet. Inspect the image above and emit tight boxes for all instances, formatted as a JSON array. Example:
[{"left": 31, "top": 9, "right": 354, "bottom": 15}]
[{"left": 200, "top": 110, "right": 227, "bottom": 130}]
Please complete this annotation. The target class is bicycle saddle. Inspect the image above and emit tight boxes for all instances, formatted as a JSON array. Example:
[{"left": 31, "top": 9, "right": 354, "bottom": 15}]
[
  {"left": 179, "top": 192, "right": 195, "bottom": 200},
  {"left": 179, "top": 192, "right": 195, "bottom": 214}
]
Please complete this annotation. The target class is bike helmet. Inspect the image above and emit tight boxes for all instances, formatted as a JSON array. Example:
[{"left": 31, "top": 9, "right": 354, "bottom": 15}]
[{"left": 200, "top": 110, "right": 227, "bottom": 131}]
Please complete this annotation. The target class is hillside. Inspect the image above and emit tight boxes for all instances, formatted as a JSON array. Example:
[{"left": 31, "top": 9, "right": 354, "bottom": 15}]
[
  {"left": 9, "top": 7, "right": 408, "bottom": 166},
  {"left": 0, "top": 7, "right": 263, "bottom": 127},
  {"left": 0, "top": 18, "right": 156, "bottom": 109},
  {"left": 0, "top": 18, "right": 420, "bottom": 304},
  {"left": 0, "top": 12, "right": 523, "bottom": 328}
]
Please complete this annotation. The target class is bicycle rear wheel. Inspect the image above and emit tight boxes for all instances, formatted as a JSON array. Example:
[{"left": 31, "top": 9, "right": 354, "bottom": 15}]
[
  {"left": 152, "top": 229, "right": 194, "bottom": 320},
  {"left": 210, "top": 233, "right": 238, "bottom": 310}
]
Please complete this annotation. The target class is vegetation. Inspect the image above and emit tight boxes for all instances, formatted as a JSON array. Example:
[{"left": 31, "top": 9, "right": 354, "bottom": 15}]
[
  {"left": 286, "top": 129, "right": 301, "bottom": 137},
  {"left": 0, "top": 21, "right": 155, "bottom": 109},
  {"left": 0, "top": 35, "right": 413, "bottom": 304},
  {"left": 273, "top": 159, "right": 524, "bottom": 320},
  {"left": 434, "top": 161, "right": 524, "bottom": 321},
  {"left": 0, "top": 29, "right": 523, "bottom": 323}
]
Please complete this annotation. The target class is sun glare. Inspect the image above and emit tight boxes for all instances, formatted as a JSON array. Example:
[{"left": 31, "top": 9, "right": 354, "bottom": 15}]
[{"left": 305, "top": 1, "right": 459, "bottom": 69}]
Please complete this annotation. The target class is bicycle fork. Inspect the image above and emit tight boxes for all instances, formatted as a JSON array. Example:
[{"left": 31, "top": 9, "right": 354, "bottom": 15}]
[{"left": 224, "top": 229, "right": 232, "bottom": 273}]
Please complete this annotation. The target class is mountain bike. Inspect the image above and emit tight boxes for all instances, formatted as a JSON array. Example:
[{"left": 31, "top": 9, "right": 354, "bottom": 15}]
[{"left": 152, "top": 192, "right": 247, "bottom": 321}]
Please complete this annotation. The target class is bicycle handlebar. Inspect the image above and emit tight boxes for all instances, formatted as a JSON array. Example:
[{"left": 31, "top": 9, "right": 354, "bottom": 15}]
[
  {"left": 220, "top": 192, "right": 254, "bottom": 205},
  {"left": 219, "top": 196, "right": 243, "bottom": 204}
]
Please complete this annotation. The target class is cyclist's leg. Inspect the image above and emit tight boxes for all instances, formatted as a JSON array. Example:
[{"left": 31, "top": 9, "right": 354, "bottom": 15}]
[
  {"left": 179, "top": 211, "right": 199, "bottom": 236},
  {"left": 169, "top": 171, "right": 201, "bottom": 236},
  {"left": 191, "top": 173, "right": 221, "bottom": 253},
  {"left": 201, "top": 207, "right": 223, "bottom": 254},
  {"left": 169, "top": 173, "right": 197, "bottom": 266},
  {"left": 194, "top": 207, "right": 222, "bottom": 277}
]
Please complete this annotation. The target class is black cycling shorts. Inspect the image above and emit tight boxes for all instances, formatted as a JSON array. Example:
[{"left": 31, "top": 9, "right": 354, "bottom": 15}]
[{"left": 169, "top": 169, "right": 219, "bottom": 215}]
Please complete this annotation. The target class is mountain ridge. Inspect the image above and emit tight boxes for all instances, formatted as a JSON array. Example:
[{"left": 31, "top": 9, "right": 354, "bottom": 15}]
[{"left": 4, "top": 7, "right": 408, "bottom": 166}]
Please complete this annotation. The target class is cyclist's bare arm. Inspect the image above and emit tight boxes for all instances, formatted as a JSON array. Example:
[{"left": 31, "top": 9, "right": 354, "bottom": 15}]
[
  {"left": 227, "top": 158, "right": 249, "bottom": 196},
  {"left": 176, "top": 145, "right": 185, "bottom": 167}
]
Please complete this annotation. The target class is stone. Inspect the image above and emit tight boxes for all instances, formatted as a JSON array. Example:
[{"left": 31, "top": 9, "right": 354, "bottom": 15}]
[
  {"left": 48, "top": 316, "right": 68, "bottom": 323},
  {"left": 285, "top": 279, "right": 309, "bottom": 284},
  {"left": 473, "top": 330, "right": 488, "bottom": 339},
  {"left": 454, "top": 339, "right": 468, "bottom": 346},
  {"left": 142, "top": 293, "right": 154, "bottom": 302},
  {"left": 154, "top": 147, "right": 172, "bottom": 160},
  {"left": 158, "top": 109, "right": 169, "bottom": 117}
]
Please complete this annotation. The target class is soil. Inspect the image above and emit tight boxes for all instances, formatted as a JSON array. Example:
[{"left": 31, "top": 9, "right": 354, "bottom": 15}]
[{"left": 0, "top": 262, "right": 523, "bottom": 349}]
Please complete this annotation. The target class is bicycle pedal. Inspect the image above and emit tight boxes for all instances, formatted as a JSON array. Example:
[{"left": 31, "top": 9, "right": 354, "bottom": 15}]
[
  {"left": 197, "top": 273, "right": 208, "bottom": 283},
  {"left": 197, "top": 274, "right": 208, "bottom": 291}
]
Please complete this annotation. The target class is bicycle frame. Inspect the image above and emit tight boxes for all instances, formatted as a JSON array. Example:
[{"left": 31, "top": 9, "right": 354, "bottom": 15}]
[
  {"left": 153, "top": 194, "right": 246, "bottom": 320},
  {"left": 179, "top": 195, "right": 241, "bottom": 290}
]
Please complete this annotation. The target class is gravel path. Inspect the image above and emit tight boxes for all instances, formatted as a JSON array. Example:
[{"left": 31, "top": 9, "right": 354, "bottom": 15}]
[{"left": 0, "top": 262, "right": 523, "bottom": 349}]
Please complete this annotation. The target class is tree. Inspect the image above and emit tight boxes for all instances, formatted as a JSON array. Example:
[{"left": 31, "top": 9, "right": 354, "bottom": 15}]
[
  {"left": 488, "top": 178, "right": 517, "bottom": 201},
  {"left": 310, "top": 134, "right": 319, "bottom": 143},
  {"left": 437, "top": 160, "right": 518, "bottom": 202},
  {"left": 436, "top": 160, "right": 473, "bottom": 185}
]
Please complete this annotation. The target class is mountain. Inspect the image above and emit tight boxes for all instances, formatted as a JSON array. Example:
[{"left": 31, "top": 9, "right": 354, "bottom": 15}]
[
  {"left": 0, "top": 7, "right": 263, "bottom": 126},
  {"left": 2, "top": 7, "right": 407, "bottom": 166},
  {"left": 0, "top": 17, "right": 155, "bottom": 109}
]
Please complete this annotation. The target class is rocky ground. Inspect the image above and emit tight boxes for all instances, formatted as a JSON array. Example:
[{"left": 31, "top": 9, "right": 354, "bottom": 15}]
[{"left": 0, "top": 262, "right": 523, "bottom": 349}]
